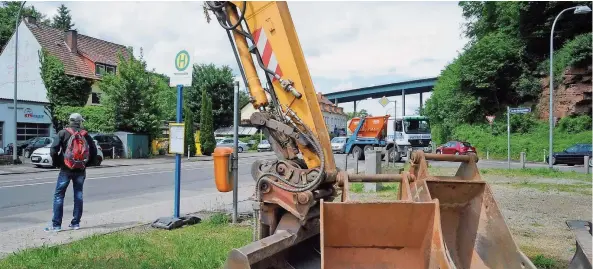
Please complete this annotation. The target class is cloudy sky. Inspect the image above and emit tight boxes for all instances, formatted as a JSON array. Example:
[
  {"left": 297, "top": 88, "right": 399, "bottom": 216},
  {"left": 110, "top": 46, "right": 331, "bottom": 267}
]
[{"left": 31, "top": 1, "right": 469, "bottom": 116}]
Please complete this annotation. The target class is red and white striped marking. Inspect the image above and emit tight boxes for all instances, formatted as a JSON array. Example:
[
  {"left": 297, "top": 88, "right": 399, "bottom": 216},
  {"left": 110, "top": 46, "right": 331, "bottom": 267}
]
[{"left": 253, "top": 27, "right": 283, "bottom": 82}]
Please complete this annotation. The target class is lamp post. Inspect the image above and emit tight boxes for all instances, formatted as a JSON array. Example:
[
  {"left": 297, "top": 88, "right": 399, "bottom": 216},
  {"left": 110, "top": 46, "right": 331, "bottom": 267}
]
[
  {"left": 12, "top": 1, "right": 26, "bottom": 164},
  {"left": 548, "top": 5, "right": 591, "bottom": 169}
]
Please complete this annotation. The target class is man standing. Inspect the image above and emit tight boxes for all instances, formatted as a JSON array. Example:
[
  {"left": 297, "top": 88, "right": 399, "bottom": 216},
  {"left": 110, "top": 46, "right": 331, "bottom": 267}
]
[{"left": 44, "top": 113, "right": 97, "bottom": 232}]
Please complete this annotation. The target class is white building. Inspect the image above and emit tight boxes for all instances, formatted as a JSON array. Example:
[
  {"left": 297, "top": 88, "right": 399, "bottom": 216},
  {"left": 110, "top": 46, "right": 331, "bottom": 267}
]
[
  {"left": 0, "top": 16, "right": 129, "bottom": 148},
  {"left": 317, "top": 93, "right": 348, "bottom": 135}
]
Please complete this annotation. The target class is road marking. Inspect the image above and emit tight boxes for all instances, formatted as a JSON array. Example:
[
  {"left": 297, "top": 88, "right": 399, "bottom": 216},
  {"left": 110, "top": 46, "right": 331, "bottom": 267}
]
[
  {"left": 0, "top": 159, "right": 258, "bottom": 185},
  {"left": 0, "top": 160, "right": 257, "bottom": 189}
]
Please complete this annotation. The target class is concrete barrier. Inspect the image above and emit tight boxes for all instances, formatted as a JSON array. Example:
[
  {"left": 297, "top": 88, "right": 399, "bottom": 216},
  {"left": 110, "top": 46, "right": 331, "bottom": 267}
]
[{"left": 364, "top": 150, "right": 382, "bottom": 192}]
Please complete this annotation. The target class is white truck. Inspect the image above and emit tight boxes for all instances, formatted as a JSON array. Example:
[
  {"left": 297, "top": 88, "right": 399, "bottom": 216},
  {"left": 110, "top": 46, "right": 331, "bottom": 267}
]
[{"left": 385, "top": 115, "right": 433, "bottom": 162}]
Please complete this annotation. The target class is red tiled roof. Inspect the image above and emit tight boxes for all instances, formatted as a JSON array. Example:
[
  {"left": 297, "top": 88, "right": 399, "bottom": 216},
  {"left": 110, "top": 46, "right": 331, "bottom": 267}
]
[
  {"left": 317, "top": 92, "right": 346, "bottom": 115},
  {"left": 24, "top": 20, "right": 130, "bottom": 80}
]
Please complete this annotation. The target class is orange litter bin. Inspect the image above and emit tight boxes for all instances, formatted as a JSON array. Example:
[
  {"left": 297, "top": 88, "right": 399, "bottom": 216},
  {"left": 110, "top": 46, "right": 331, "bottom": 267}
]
[{"left": 213, "top": 147, "right": 234, "bottom": 192}]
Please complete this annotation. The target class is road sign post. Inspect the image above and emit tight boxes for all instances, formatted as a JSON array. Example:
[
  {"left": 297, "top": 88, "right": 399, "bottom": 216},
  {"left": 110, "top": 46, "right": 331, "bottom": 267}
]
[
  {"left": 507, "top": 107, "right": 510, "bottom": 169},
  {"left": 507, "top": 107, "right": 531, "bottom": 169},
  {"left": 486, "top": 115, "right": 495, "bottom": 135},
  {"left": 152, "top": 49, "right": 199, "bottom": 230}
]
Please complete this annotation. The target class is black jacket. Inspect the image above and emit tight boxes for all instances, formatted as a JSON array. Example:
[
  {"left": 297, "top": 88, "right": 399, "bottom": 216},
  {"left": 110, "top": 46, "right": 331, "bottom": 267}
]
[{"left": 50, "top": 124, "right": 98, "bottom": 171}]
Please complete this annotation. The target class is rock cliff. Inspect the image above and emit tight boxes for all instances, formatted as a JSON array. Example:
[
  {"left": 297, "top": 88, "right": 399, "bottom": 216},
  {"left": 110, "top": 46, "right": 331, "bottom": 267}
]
[{"left": 537, "top": 65, "right": 592, "bottom": 120}]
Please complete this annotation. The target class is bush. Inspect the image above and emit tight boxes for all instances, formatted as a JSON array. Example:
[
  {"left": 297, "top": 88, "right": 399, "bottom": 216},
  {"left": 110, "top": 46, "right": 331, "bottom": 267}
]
[
  {"left": 538, "top": 33, "right": 592, "bottom": 84},
  {"left": 55, "top": 106, "right": 114, "bottom": 133},
  {"left": 451, "top": 120, "right": 591, "bottom": 162},
  {"left": 558, "top": 115, "right": 592, "bottom": 134}
]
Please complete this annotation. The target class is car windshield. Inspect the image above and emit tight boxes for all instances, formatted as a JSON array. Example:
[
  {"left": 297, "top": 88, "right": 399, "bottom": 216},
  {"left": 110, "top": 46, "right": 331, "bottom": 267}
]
[
  {"left": 462, "top": 142, "right": 472, "bottom": 147},
  {"left": 260, "top": 140, "right": 269, "bottom": 145},
  {"left": 331, "top": 137, "right": 346, "bottom": 143},
  {"left": 403, "top": 119, "right": 430, "bottom": 134}
]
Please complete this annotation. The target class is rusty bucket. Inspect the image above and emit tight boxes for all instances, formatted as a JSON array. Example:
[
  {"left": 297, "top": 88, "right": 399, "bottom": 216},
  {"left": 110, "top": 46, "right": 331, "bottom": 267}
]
[{"left": 319, "top": 151, "right": 536, "bottom": 269}]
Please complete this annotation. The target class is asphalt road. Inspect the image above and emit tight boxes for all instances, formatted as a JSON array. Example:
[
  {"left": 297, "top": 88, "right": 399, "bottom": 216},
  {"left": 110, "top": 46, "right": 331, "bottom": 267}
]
[
  {"left": 0, "top": 151, "right": 586, "bottom": 232},
  {"left": 0, "top": 153, "right": 277, "bottom": 232}
]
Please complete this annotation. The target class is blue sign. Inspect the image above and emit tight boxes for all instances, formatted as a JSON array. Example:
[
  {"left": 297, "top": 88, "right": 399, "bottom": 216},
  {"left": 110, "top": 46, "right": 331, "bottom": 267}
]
[{"left": 509, "top": 107, "right": 531, "bottom": 114}]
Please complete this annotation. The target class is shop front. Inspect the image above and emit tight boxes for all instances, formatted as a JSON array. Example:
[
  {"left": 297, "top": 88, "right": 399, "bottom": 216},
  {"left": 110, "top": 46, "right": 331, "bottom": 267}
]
[{"left": 0, "top": 100, "right": 54, "bottom": 148}]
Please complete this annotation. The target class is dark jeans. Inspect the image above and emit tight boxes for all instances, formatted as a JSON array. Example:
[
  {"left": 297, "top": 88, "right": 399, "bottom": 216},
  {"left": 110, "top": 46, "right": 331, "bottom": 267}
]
[{"left": 51, "top": 169, "right": 86, "bottom": 228}]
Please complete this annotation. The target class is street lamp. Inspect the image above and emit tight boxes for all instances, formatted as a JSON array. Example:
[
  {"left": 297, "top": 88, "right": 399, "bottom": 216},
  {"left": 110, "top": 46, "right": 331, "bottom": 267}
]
[
  {"left": 548, "top": 5, "right": 591, "bottom": 168},
  {"left": 12, "top": 1, "right": 26, "bottom": 164}
]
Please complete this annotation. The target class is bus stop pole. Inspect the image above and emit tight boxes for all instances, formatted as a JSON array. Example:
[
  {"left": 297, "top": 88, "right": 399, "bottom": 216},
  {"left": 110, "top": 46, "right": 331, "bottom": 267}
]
[
  {"left": 174, "top": 84, "right": 183, "bottom": 218},
  {"left": 232, "top": 81, "right": 239, "bottom": 223}
]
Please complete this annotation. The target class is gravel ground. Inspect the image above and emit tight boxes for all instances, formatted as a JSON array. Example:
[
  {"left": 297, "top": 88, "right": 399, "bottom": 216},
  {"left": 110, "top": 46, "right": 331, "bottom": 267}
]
[
  {"left": 349, "top": 168, "right": 592, "bottom": 266},
  {"left": 487, "top": 176, "right": 591, "bottom": 264}
]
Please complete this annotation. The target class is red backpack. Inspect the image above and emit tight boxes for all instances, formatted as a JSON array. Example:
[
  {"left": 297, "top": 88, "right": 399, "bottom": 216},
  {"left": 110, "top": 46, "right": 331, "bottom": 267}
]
[{"left": 63, "top": 128, "right": 90, "bottom": 169}]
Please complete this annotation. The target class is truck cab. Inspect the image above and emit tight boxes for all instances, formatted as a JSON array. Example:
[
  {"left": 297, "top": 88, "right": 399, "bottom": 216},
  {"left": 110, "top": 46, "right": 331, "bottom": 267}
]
[{"left": 387, "top": 115, "right": 432, "bottom": 162}]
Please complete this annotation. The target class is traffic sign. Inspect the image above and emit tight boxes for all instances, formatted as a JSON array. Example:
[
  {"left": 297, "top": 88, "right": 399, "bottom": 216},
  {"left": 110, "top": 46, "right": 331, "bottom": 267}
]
[
  {"left": 509, "top": 107, "right": 531, "bottom": 114},
  {"left": 379, "top": 96, "right": 389, "bottom": 107},
  {"left": 486, "top": 115, "right": 495, "bottom": 124},
  {"left": 169, "top": 50, "right": 193, "bottom": 87}
]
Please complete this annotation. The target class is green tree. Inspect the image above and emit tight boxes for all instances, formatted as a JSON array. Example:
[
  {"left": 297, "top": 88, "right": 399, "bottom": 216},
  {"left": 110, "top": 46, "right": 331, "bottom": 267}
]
[
  {"left": 38, "top": 49, "right": 92, "bottom": 131},
  {"left": 154, "top": 73, "right": 176, "bottom": 122},
  {"left": 425, "top": 1, "right": 591, "bottom": 141},
  {"left": 0, "top": 2, "right": 50, "bottom": 49},
  {"left": 239, "top": 89, "right": 250, "bottom": 109},
  {"left": 51, "top": 4, "right": 74, "bottom": 31},
  {"left": 55, "top": 106, "right": 114, "bottom": 133},
  {"left": 184, "top": 106, "right": 196, "bottom": 157},
  {"left": 99, "top": 50, "right": 161, "bottom": 138},
  {"left": 346, "top": 109, "right": 369, "bottom": 120},
  {"left": 186, "top": 63, "right": 235, "bottom": 130},
  {"left": 199, "top": 90, "right": 216, "bottom": 156}
]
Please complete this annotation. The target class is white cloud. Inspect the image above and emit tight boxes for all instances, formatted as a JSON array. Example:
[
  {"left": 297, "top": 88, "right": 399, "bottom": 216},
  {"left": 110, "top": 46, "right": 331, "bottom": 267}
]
[
  {"left": 30, "top": 1, "right": 464, "bottom": 115},
  {"left": 331, "top": 81, "right": 354, "bottom": 92}
]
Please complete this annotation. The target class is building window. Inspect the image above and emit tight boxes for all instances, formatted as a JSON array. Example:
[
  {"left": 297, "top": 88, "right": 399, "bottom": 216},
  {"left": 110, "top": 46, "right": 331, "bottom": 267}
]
[
  {"left": 16, "top": 123, "right": 50, "bottom": 142},
  {"left": 95, "top": 63, "right": 116, "bottom": 76},
  {"left": 91, "top": 92, "right": 101, "bottom": 104},
  {"left": 0, "top": 121, "right": 3, "bottom": 147}
]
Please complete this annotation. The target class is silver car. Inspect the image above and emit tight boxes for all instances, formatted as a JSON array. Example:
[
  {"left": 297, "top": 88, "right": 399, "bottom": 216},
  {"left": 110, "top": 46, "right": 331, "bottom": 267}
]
[
  {"left": 331, "top": 136, "right": 348, "bottom": 154},
  {"left": 216, "top": 138, "right": 249, "bottom": 153},
  {"left": 257, "top": 140, "right": 272, "bottom": 152}
]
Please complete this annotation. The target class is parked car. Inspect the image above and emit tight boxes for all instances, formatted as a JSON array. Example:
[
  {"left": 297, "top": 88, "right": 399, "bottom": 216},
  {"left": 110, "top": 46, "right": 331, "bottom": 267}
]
[
  {"left": 257, "top": 140, "right": 272, "bottom": 152},
  {"left": 436, "top": 141, "right": 477, "bottom": 155},
  {"left": 90, "top": 133, "right": 124, "bottom": 159},
  {"left": 547, "top": 143, "right": 592, "bottom": 167},
  {"left": 216, "top": 138, "right": 248, "bottom": 153},
  {"left": 23, "top": 137, "right": 52, "bottom": 158},
  {"left": 5, "top": 137, "right": 40, "bottom": 156},
  {"left": 31, "top": 138, "right": 104, "bottom": 168},
  {"left": 331, "top": 136, "right": 349, "bottom": 154}
]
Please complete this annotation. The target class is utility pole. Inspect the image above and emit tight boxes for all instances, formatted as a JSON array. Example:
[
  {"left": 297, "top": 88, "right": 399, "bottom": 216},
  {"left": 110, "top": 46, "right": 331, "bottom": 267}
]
[{"left": 12, "top": 1, "right": 26, "bottom": 164}]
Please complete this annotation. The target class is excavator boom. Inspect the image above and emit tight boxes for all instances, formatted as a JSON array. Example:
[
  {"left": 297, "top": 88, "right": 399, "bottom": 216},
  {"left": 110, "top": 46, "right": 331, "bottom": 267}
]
[{"left": 207, "top": 2, "right": 538, "bottom": 268}]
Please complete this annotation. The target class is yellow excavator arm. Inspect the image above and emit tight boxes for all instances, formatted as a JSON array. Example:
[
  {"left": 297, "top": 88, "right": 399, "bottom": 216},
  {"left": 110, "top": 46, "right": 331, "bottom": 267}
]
[
  {"left": 211, "top": 1, "right": 336, "bottom": 173},
  {"left": 207, "top": 2, "right": 538, "bottom": 269}
]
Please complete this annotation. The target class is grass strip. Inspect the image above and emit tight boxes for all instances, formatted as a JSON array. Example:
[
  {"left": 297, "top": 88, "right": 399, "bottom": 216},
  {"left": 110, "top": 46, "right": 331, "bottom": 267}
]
[
  {"left": 480, "top": 167, "right": 591, "bottom": 181},
  {"left": 0, "top": 215, "right": 251, "bottom": 269}
]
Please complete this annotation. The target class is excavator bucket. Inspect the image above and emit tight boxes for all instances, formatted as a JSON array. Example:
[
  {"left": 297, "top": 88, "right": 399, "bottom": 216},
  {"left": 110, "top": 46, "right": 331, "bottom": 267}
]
[
  {"left": 224, "top": 151, "right": 537, "bottom": 268},
  {"left": 566, "top": 220, "right": 592, "bottom": 269},
  {"left": 320, "top": 151, "right": 537, "bottom": 269}
]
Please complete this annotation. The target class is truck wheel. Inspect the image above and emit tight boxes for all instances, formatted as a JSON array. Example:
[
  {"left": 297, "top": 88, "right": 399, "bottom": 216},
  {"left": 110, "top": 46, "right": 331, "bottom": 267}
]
[
  {"left": 352, "top": 146, "right": 364, "bottom": 161},
  {"left": 363, "top": 145, "right": 374, "bottom": 155},
  {"left": 388, "top": 147, "right": 402, "bottom": 162}
]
